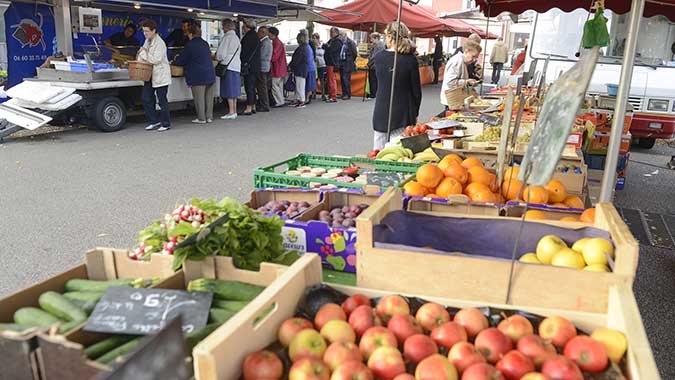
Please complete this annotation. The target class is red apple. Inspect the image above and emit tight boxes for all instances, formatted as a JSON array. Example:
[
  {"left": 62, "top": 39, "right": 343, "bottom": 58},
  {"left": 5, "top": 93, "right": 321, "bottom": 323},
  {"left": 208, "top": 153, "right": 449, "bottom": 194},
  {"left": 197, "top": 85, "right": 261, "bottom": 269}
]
[
  {"left": 376, "top": 295, "right": 410, "bottom": 323},
  {"left": 243, "top": 350, "right": 284, "bottom": 380},
  {"left": 359, "top": 326, "right": 398, "bottom": 359},
  {"left": 367, "top": 346, "right": 406, "bottom": 380},
  {"left": 431, "top": 322, "right": 468, "bottom": 350},
  {"left": 323, "top": 341, "right": 362, "bottom": 371},
  {"left": 541, "top": 355, "right": 583, "bottom": 380},
  {"left": 320, "top": 320, "right": 356, "bottom": 344},
  {"left": 415, "top": 354, "right": 458, "bottom": 380},
  {"left": 393, "top": 374, "right": 415, "bottom": 380},
  {"left": 342, "top": 294, "right": 372, "bottom": 316},
  {"left": 448, "top": 342, "right": 486, "bottom": 374},
  {"left": 538, "top": 316, "right": 576, "bottom": 348},
  {"left": 460, "top": 363, "right": 505, "bottom": 380},
  {"left": 279, "top": 318, "right": 314, "bottom": 347},
  {"left": 315, "top": 303, "right": 347, "bottom": 330},
  {"left": 517, "top": 335, "right": 557, "bottom": 367},
  {"left": 520, "top": 373, "right": 551, "bottom": 380},
  {"left": 416, "top": 303, "right": 451, "bottom": 332},
  {"left": 474, "top": 328, "right": 513, "bottom": 364},
  {"left": 289, "top": 357, "right": 331, "bottom": 380},
  {"left": 289, "top": 329, "right": 327, "bottom": 362},
  {"left": 497, "top": 315, "right": 534, "bottom": 343},
  {"left": 388, "top": 313, "right": 423, "bottom": 344},
  {"left": 349, "top": 305, "right": 383, "bottom": 337},
  {"left": 330, "top": 361, "right": 374, "bottom": 380},
  {"left": 563, "top": 336, "right": 608, "bottom": 373},
  {"left": 496, "top": 350, "right": 535, "bottom": 380},
  {"left": 454, "top": 308, "right": 489, "bottom": 338},
  {"left": 404, "top": 334, "right": 438, "bottom": 363}
]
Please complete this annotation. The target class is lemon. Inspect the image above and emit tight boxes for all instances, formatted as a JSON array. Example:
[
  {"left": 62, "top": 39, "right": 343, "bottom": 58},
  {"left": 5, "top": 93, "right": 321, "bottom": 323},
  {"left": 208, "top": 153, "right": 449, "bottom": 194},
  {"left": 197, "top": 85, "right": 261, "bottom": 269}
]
[
  {"left": 583, "top": 264, "right": 610, "bottom": 272},
  {"left": 536, "top": 235, "right": 567, "bottom": 264},
  {"left": 551, "top": 248, "right": 586, "bottom": 269},
  {"left": 582, "top": 237, "right": 615, "bottom": 260},
  {"left": 519, "top": 253, "right": 541, "bottom": 264}
]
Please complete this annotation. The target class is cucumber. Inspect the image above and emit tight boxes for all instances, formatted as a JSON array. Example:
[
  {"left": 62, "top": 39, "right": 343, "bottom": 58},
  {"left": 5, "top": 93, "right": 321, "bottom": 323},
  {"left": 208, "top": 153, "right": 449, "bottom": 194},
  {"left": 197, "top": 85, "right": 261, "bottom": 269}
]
[
  {"left": 187, "top": 279, "right": 265, "bottom": 301},
  {"left": 85, "top": 335, "right": 136, "bottom": 360},
  {"left": 64, "top": 298, "right": 98, "bottom": 315},
  {"left": 59, "top": 318, "right": 86, "bottom": 334},
  {"left": 39, "top": 291, "right": 87, "bottom": 322},
  {"left": 185, "top": 323, "right": 220, "bottom": 350},
  {"left": 96, "top": 337, "right": 142, "bottom": 364},
  {"left": 14, "top": 307, "right": 61, "bottom": 327},
  {"left": 64, "top": 278, "right": 137, "bottom": 293},
  {"left": 63, "top": 291, "right": 104, "bottom": 303},
  {"left": 0, "top": 323, "right": 35, "bottom": 332},
  {"left": 209, "top": 308, "right": 236, "bottom": 324},
  {"left": 211, "top": 300, "right": 248, "bottom": 312}
]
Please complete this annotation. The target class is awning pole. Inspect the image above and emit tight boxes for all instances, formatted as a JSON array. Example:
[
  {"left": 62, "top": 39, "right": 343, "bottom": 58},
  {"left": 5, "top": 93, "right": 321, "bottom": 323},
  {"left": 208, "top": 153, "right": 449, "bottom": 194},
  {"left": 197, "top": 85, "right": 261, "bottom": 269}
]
[
  {"left": 481, "top": 13, "right": 490, "bottom": 94},
  {"left": 386, "top": 0, "right": 404, "bottom": 141},
  {"left": 599, "top": 0, "right": 645, "bottom": 202}
]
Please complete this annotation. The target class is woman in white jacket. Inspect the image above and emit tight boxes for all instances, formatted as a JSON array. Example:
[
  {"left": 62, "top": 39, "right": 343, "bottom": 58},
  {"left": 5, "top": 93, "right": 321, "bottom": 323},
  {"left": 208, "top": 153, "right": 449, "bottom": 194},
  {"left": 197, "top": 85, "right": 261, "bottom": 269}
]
[
  {"left": 137, "top": 19, "right": 172, "bottom": 132},
  {"left": 440, "top": 40, "right": 481, "bottom": 110},
  {"left": 216, "top": 19, "right": 241, "bottom": 120}
]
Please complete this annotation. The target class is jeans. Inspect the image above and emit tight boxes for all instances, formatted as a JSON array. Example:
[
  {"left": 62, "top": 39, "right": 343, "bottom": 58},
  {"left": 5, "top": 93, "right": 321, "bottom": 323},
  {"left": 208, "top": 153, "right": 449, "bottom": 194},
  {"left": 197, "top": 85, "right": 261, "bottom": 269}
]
[
  {"left": 492, "top": 62, "right": 504, "bottom": 84},
  {"left": 368, "top": 68, "right": 377, "bottom": 97},
  {"left": 317, "top": 67, "right": 327, "bottom": 98},
  {"left": 142, "top": 82, "right": 169, "bottom": 127},
  {"left": 326, "top": 66, "right": 337, "bottom": 100},
  {"left": 256, "top": 71, "right": 271, "bottom": 110},
  {"left": 271, "top": 77, "right": 285, "bottom": 106},
  {"left": 433, "top": 60, "right": 442, "bottom": 84},
  {"left": 191, "top": 83, "right": 215, "bottom": 121},
  {"left": 243, "top": 73, "right": 257, "bottom": 106},
  {"left": 340, "top": 66, "right": 352, "bottom": 98}
]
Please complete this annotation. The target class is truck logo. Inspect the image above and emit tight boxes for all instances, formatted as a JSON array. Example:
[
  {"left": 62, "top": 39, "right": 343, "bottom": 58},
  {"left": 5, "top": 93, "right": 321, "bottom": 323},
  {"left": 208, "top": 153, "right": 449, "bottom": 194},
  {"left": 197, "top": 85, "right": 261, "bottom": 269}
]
[{"left": 12, "top": 13, "right": 46, "bottom": 50}]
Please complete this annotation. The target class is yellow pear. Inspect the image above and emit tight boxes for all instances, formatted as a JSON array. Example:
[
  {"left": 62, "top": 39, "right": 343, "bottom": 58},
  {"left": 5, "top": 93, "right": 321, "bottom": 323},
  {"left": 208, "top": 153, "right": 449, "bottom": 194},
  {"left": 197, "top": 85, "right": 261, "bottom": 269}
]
[
  {"left": 582, "top": 238, "right": 615, "bottom": 261},
  {"left": 519, "top": 253, "right": 541, "bottom": 264},
  {"left": 551, "top": 248, "right": 586, "bottom": 269},
  {"left": 591, "top": 327, "right": 628, "bottom": 363},
  {"left": 583, "top": 264, "right": 611, "bottom": 272},
  {"left": 571, "top": 237, "right": 592, "bottom": 253},
  {"left": 536, "top": 235, "right": 568, "bottom": 264}
]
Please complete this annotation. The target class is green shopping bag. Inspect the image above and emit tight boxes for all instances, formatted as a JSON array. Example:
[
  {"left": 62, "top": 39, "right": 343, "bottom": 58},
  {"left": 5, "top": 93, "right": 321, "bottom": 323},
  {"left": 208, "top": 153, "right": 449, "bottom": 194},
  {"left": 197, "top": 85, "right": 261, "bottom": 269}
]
[{"left": 582, "top": 7, "right": 610, "bottom": 48}]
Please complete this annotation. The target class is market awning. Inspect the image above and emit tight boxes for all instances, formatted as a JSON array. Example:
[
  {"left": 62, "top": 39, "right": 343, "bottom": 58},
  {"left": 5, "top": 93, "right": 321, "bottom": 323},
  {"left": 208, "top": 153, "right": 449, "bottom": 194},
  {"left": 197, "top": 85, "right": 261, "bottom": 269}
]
[
  {"left": 92, "top": 0, "right": 278, "bottom": 18},
  {"left": 315, "top": 0, "right": 488, "bottom": 38},
  {"left": 474, "top": 0, "right": 675, "bottom": 22},
  {"left": 263, "top": 0, "right": 362, "bottom": 23}
]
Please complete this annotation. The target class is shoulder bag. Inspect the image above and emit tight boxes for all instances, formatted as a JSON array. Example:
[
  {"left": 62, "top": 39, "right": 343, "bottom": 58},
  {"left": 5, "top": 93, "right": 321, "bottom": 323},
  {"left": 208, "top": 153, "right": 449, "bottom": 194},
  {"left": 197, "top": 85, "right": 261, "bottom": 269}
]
[{"left": 215, "top": 45, "right": 239, "bottom": 77}]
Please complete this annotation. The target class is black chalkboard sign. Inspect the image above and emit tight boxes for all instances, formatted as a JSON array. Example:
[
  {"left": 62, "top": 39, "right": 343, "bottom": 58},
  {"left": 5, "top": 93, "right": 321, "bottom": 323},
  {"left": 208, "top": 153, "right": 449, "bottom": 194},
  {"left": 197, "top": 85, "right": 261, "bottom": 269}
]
[
  {"left": 84, "top": 287, "right": 212, "bottom": 335},
  {"left": 400, "top": 133, "right": 431, "bottom": 153}
]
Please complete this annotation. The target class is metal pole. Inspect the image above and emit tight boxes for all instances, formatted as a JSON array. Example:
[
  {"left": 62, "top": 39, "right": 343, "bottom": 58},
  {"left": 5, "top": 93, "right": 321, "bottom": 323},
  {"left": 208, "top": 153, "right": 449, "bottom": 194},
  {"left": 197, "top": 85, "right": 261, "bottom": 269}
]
[
  {"left": 53, "top": 0, "right": 73, "bottom": 56},
  {"left": 599, "top": 0, "right": 645, "bottom": 202},
  {"left": 386, "top": 0, "right": 404, "bottom": 141},
  {"left": 480, "top": 14, "right": 490, "bottom": 94}
]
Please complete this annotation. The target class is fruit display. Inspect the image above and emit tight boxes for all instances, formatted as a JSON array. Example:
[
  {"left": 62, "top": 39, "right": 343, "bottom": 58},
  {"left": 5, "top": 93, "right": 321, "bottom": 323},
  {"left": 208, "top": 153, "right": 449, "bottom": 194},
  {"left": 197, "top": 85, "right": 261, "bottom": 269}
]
[
  {"left": 255, "top": 200, "right": 314, "bottom": 218},
  {"left": 519, "top": 235, "right": 615, "bottom": 272},
  {"left": 315, "top": 204, "right": 369, "bottom": 228},
  {"left": 239, "top": 285, "right": 631, "bottom": 380},
  {"left": 284, "top": 166, "right": 367, "bottom": 184},
  {"left": 472, "top": 127, "right": 531, "bottom": 144},
  {"left": 401, "top": 124, "right": 431, "bottom": 137},
  {"left": 375, "top": 146, "right": 440, "bottom": 163}
]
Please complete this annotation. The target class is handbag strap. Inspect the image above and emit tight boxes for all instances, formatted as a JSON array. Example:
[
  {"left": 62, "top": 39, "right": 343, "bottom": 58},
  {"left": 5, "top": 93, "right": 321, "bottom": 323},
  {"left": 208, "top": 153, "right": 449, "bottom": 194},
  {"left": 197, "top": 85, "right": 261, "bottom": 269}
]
[{"left": 225, "top": 45, "right": 239, "bottom": 66}]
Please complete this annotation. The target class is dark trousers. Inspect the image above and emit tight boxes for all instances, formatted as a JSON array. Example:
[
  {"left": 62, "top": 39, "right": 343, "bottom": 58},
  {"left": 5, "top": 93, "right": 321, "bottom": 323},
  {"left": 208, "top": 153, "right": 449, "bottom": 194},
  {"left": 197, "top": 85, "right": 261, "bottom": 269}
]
[
  {"left": 317, "top": 67, "right": 327, "bottom": 99},
  {"left": 256, "top": 71, "right": 271, "bottom": 110},
  {"left": 492, "top": 62, "right": 504, "bottom": 84},
  {"left": 340, "top": 66, "right": 352, "bottom": 98},
  {"left": 243, "top": 73, "right": 257, "bottom": 106},
  {"left": 142, "top": 82, "right": 170, "bottom": 127},
  {"left": 368, "top": 68, "right": 377, "bottom": 98},
  {"left": 432, "top": 60, "right": 442, "bottom": 84}
]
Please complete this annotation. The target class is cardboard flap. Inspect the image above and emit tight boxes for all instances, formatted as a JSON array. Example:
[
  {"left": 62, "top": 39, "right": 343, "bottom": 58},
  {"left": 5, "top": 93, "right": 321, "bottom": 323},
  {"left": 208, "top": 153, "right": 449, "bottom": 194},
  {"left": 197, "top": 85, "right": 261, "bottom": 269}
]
[{"left": 37, "top": 334, "right": 107, "bottom": 380}]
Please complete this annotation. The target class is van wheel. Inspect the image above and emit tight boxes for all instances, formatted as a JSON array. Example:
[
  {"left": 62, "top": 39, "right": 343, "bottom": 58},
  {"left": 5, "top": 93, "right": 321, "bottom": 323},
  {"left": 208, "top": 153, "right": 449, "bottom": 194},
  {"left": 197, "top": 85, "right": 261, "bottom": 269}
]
[
  {"left": 638, "top": 138, "right": 655, "bottom": 149},
  {"left": 94, "top": 97, "right": 126, "bottom": 132}
]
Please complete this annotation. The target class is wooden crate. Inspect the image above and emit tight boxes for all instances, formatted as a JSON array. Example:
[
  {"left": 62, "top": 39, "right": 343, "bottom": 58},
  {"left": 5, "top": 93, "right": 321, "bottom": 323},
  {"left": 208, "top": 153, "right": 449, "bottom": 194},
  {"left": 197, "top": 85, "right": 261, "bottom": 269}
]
[
  {"left": 356, "top": 189, "right": 638, "bottom": 313},
  {"left": 0, "top": 248, "right": 174, "bottom": 380},
  {"left": 36, "top": 256, "right": 290, "bottom": 379},
  {"left": 407, "top": 194, "right": 500, "bottom": 216},
  {"left": 201, "top": 253, "right": 658, "bottom": 380}
]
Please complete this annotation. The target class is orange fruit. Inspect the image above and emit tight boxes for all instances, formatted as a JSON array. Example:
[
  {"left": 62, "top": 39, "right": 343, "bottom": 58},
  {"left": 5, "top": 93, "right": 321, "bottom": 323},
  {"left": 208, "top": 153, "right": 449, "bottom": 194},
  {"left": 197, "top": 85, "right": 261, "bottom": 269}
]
[
  {"left": 551, "top": 202, "right": 568, "bottom": 208},
  {"left": 563, "top": 196, "right": 585, "bottom": 209},
  {"left": 522, "top": 186, "right": 549, "bottom": 205},
  {"left": 426, "top": 193, "right": 441, "bottom": 198},
  {"left": 488, "top": 173, "right": 498, "bottom": 193},
  {"left": 403, "top": 181, "right": 428, "bottom": 196},
  {"left": 580, "top": 208, "right": 596, "bottom": 224},
  {"left": 464, "top": 182, "right": 490, "bottom": 197},
  {"left": 416, "top": 164, "right": 444, "bottom": 189},
  {"left": 436, "top": 177, "right": 463, "bottom": 198},
  {"left": 443, "top": 162, "right": 469, "bottom": 184},
  {"left": 470, "top": 189, "right": 497, "bottom": 203},
  {"left": 438, "top": 155, "right": 463, "bottom": 171},
  {"left": 560, "top": 216, "right": 579, "bottom": 222},
  {"left": 467, "top": 166, "right": 493, "bottom": 187},
  {"left": 495, "top": 193, "right": 506, "bottom": 203},
  {"left": 502, "top": 179, "right": 524, "bottom": 201},
  {"left": 545, "top": 180, "right": 568, "bottom": 203},
  {"left": 461, "top": 157, "right": 483, "bottom": 169},
  {"left": 524, "top": 210, "right": 547, "bottom": 220},
  {"left": 503, "top": 166, "right": 520, "bottom": 181}
]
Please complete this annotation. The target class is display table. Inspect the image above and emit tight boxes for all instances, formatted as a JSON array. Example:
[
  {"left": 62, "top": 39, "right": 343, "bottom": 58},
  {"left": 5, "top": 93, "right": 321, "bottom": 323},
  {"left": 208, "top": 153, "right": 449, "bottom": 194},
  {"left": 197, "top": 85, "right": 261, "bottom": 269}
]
[{"left": 319, "top": 65, "right": 444, "bottom": 97}]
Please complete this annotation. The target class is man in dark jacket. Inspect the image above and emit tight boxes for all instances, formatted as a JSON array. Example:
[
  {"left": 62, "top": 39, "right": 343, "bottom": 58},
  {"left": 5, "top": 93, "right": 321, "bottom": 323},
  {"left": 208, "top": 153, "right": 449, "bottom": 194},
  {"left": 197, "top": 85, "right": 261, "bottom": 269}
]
[
  {"left": 323, "top": 27, "right": 342, "bottom": 103},
  {"left": 339, "top": 32, "right": 358, "bottom": 100},
  {"left": 240, "top": 19, "right": 261, "bottom": 115},
  {"left": 432, "top": 36, "right": 444, "bottom": 84},
  {"left": 367, "top": 32, "right": 385, "bottom": 98}
]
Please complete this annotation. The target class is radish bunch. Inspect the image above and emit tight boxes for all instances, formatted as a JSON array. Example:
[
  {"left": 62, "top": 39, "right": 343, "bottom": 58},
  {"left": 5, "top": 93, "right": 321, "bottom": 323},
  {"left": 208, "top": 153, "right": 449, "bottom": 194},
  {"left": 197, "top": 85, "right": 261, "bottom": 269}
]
[
  {"left": 170, "top": 204, "right": 206, "bottom": 228},
  {"left": 161, "top": 236, "right": 179, "bottom": 256}
]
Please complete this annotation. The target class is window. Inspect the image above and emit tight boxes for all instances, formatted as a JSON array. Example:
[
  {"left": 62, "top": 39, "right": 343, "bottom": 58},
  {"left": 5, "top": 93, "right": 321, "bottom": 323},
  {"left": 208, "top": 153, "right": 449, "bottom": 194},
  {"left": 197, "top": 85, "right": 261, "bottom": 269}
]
[{"left": 648, "top": 99, "right": 669, "bottom": 112}]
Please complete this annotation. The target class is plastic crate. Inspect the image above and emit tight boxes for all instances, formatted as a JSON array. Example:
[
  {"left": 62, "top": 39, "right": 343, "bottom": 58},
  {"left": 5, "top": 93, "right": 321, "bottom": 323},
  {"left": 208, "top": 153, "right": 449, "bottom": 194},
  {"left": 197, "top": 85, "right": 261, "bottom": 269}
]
[{"left": 373, "top": 159, "right": 423, "bottom": 173}]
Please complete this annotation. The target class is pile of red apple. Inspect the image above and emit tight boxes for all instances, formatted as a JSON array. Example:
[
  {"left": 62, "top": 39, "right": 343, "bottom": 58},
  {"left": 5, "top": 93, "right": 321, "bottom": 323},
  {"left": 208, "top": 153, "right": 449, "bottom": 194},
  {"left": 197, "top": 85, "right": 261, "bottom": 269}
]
[{"left": 241, "top": 293, "right": 627, "bottom": 380}]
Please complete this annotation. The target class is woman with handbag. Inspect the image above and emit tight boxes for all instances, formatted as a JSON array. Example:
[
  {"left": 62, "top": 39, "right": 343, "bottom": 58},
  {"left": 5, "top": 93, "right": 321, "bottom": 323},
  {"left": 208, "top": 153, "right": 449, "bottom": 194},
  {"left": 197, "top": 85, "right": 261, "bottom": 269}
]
[
  {"left": 288, "top": 33, "right": 309, "bottom": 108},
  {"left": 440, "top": 40, "right": 481, "bottom": 111},
  {"left": 216, "top": 19, "right": 241, "bottom": 120},
  {"left": 137, "top": 19, "right": 172, "bottom": 132},
  {"left": 173, "top": 24, "right": 216, "bottom": 124}
]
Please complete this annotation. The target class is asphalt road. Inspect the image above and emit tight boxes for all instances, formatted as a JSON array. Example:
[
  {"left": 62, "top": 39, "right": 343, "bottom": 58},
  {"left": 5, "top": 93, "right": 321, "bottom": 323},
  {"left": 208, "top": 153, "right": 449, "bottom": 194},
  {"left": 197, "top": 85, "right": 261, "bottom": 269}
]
[{"left": 1, "top": 85, "right": 674, "bottom": 378}]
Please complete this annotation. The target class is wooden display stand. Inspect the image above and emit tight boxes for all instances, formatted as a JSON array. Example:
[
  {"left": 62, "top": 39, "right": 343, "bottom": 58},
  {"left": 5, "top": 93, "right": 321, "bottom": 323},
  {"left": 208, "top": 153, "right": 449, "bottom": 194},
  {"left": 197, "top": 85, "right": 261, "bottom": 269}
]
[
  {"left": 356, "top": 189, "right": 638, "bottom": 313},
  {"left": 203, "top": 254, "right": 658, "bottom": 380}
]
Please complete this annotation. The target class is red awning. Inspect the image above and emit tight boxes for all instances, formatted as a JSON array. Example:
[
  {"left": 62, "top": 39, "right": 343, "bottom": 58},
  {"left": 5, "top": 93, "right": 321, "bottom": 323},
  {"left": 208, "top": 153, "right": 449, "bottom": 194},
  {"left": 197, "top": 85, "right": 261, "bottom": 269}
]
[
  {"left": 317, "top": 0, "right": 495, "bottom": 38},
  {"left": 475, "top": 0, "right": 675, "bottom": 22}
]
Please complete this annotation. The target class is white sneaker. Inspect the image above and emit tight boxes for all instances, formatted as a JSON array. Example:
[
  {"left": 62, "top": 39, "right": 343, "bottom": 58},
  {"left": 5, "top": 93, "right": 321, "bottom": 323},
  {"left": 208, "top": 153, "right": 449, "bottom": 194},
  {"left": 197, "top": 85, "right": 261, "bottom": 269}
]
[
  {"left": 192, "top": 119, "right": 207, "bottom": 124},
  {"left": 145, "top": 122, "right": 161, "bottom": 130},
  {"left": 206, "top": 119, "right": 213, "bottom": 123},
  {"left": 220, "top": 113, "right": 237, "bottom": 120},
  {"left": 157, "top": 126, "right": 171, "bottom": 132}
]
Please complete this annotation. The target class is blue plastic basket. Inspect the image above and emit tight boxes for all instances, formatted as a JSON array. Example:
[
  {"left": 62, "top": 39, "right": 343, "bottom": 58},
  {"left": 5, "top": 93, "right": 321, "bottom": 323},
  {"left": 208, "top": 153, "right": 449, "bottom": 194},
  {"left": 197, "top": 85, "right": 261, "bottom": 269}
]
[
  {"left": 606, "top": 83, "right": 618, "bottom": 97},
  {"left": 69, "top": 62, "right": 114, "bottom": 72}
]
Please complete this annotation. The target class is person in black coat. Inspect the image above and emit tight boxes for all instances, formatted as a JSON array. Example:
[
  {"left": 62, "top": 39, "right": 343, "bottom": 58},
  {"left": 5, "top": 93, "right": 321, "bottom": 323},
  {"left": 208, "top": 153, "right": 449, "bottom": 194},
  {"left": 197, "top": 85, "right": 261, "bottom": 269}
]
[
  {"left": 372, "top": 22, "right": 422, "bottom": 150},
  {"left": 322, "top": 27, "right": 343, "bottom": 103},
  {"left": 173, "top": 24, "right": 216, "bottom": 123},
  {"left": 338, "top": 32, "right": 358, "bottom": 99},
  {"left": 240, "top": 19, "right": 261, "bottom": 115},
  {"left": 432, "top": 36, "right": 444, "bottom": 84},
  {"left": 289, "top": 33, "right": 309, "bottom": 107}
]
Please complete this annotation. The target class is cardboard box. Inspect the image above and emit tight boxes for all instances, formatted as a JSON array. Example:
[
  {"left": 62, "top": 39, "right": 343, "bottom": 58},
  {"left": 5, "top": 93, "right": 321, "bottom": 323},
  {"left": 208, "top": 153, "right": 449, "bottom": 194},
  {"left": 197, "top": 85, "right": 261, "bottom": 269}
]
[
  {"left": 206, "top": 254, "right": 658, "bottom": 380},
  {"left": 244, "top": 188, "right": 323, "bottom": 219},
  {"left": 0, "top": 248, "right": 175, "bottom": 380},
  {"left": 37, "top": 256, "right": 290, "bottom": 380}
]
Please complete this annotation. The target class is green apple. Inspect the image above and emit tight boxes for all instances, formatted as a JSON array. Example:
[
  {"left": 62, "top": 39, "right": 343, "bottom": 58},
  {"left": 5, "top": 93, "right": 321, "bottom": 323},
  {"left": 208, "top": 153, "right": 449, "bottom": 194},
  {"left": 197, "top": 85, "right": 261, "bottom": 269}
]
[{"left": 536, "top": 235, "right": 567, "bottom": 264}]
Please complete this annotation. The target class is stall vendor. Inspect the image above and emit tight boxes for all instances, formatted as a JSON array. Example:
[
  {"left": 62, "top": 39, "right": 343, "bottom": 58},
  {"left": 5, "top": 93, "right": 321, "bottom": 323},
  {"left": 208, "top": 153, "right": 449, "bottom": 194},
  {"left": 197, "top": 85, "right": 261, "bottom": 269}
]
[
  {"left": 105, "top": 23, "right": 141, "bottom": 60},
  {"left": 165, "top": 19, "right": 192, "bottom": 48}
]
